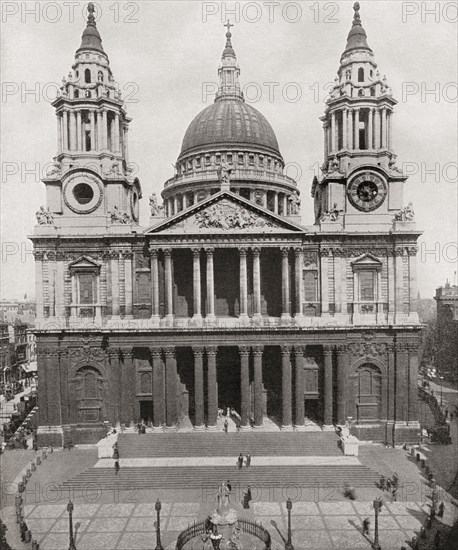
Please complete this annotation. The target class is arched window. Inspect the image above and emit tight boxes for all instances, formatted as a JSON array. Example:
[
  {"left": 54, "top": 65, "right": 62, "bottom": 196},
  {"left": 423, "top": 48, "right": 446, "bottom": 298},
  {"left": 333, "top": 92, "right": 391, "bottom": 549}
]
[
  {"left": 98, "top": 70, "right": 104, "bottom": 82},
  {"left": 358, "top": 89, "right": 365, "bottom": 97},
  {"left": 358, "top": 68, "right": 364, "bottom": 82},
  {"left": 85, "top": 69, "right": 91, "bottom": 83},
  {"left": 370, "top": 87, "right": 375, "bottom": 97},
  {"left": 354, "top": 363, "right": 382, "bottom": 422}
]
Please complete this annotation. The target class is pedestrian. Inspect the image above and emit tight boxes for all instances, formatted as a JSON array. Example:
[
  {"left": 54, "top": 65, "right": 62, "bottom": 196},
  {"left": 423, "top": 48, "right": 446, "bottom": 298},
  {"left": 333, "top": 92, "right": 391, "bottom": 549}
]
[
  {"left": 434, "top": 530, "right": 441, "bottom": 549},
  {"left": 137, "top": 422, "right": 142, "bottom": 435},
  {"left": 362, "top": 517, "right": 370, "bottom": 536},
  {"left": 224, "top": 419, "right": 228, "bottom": 434},
  {"left": 386, "top": 477, "right": 391, "bottom": 492},
  {"left": 246, "top": 454, "right": 251, "bottom": 467},
  {"left": 379, "top": 475, "right": 386, "bottom": 491},
  {"left": 392, "top": 472, "right": 398, "bottom": 488},
  {"left": 391, "top": 487, "right": 397, "bottom": 502},
  {"left": 242, "top": 485, "right": 252, "bottom": 509},
  {"left": 114, "top": 460, "right": 120, "bottom": 475},
  {"left": 445, "top": 408, "right": 448, "bottom": 419},
  {"left": 19, "top": 520, "right": 28, "bottom": 541},
  {"left": 237, "top": 453, "right": 243, "bottom": 469},
  {"left": 437, "top": 501, "right": 444, "bottom": 518},
  {"left": 113, "top": 446, "right": 119, "bottom": 460}
]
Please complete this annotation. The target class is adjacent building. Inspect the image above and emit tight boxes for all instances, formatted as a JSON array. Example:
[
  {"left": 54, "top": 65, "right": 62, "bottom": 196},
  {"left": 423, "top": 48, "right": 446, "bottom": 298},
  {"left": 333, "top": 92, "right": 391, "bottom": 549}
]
[
  {"left": 30, "top": 3, "right": 422, "bottom": 447},
  {"left": 435, "top": 282, "right": 458, "bottom": 384}
]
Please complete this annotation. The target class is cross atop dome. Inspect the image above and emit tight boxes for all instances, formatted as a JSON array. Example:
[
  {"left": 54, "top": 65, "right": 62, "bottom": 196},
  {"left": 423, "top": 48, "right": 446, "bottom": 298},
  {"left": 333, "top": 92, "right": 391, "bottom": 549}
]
[{"left": 217, "top": 21, "right": 243, "bottom": 102}]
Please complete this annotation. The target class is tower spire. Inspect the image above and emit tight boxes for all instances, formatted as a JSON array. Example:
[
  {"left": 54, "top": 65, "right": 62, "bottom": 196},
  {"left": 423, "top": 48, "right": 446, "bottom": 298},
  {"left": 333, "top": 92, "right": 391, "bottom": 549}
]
[
  {"left": 215, "top": 21, "right": 244, "bottom": 102},
  {"left": 77, "top": 2, "right": 105, "bottom": 55},
  {"left": 342, "top": 2, "right": 372, "bottom": 57}
]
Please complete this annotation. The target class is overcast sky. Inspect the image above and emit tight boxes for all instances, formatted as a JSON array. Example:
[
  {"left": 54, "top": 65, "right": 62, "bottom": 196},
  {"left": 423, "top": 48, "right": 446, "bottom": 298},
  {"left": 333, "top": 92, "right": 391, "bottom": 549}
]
[{"left": 1, "top": 0, "right": 457, "bottom": 300}]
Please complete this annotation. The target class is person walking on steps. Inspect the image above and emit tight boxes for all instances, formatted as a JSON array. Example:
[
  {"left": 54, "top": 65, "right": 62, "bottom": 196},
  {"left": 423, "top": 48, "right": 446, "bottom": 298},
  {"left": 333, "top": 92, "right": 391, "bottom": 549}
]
[
  {"left": 237, "top": 453, "right": 243, "bottom": 469},
  {"left": 362, "top": 517, "right": 370, "bottom": 537},
  {"left": 114, "top": 460, "right": 120, "bottom": 475},
  {"left": 246, "top": 454, "right": 251, "bottom": 467}
]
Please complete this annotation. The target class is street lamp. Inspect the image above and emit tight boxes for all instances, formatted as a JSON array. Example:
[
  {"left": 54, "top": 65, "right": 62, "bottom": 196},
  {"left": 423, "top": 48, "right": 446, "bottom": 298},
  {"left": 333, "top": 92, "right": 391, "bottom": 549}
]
[
  {"left": 67, "top": 501, "right": 76, "bottom": 550},
  {"left": 438, "top": 375, "right": 444, "bottom": 407},
  {"left": 285, "top": 498, "right": 294, "bottom": 550},
  {"left": 154, "top": 499, "right": 164, "bottom": 550},
  {"left": 372, "top": 497, "right": 382, "bottom": 550}
]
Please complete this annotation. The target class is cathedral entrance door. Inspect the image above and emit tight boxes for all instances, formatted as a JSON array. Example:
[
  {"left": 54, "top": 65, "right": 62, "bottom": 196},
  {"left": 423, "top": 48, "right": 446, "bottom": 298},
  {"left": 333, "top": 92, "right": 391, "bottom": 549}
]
[{"left": 140, "top": 401, "right": 154, "bottom": 424}]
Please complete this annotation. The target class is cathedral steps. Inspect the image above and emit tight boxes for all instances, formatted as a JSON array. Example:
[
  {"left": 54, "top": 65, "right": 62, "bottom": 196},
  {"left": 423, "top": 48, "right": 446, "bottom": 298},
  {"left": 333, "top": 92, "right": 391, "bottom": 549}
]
[
  {"left": 116, "top": 431, "right": 342, "bottom": 458},
  {"left": 61, "top": 463, "right": 379, "bottom": 491}
]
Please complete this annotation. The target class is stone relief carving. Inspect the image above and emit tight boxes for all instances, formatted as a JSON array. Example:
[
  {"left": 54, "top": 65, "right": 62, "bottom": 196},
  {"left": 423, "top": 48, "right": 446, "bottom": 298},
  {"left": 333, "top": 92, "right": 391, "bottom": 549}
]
[
  {"left": 149, "top": 193, "right": 163, "bottom": 216},
  {"left": 349, "top": 342, "right": 387, "bottom": 357},
  {"left": 320, "top": 203, "right": 341, "bottom": 222},
  {"left": 288, "top": 195, "right": 301, "bottom": 215},
  {"left": 195, "top": 201, "right": 275, "bottom": 230},
  {"left": 46, "top": 160, "right": 62, "bottom": 178}
]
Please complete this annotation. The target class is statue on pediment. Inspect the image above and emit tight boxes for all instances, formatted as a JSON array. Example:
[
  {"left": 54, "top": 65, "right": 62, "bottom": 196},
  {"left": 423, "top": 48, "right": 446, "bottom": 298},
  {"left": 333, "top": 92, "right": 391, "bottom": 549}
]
[
  {"left": 36, "top": 206, "right": 54, "bottom": 225},
  {"left": 110, "top": 205, "right": 131, "bottom": 224},
  {"left": 321, "top": 202, "right": 341, "bottom": 222},
  {"left": 394, "top": 202, "right": 415, "bottom": 222},
  {"left": 149, "top": 193, "right": 163, "bottom": 216},
  {"left": 217, "top": 160, "right": 232, "bottom": 187}
]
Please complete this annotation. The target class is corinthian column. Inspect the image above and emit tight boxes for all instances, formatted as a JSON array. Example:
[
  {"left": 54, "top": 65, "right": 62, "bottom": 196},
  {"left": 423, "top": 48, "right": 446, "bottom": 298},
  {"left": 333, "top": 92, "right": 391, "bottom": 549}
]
[
  {"left": 164, "top": 249, "right": 174, "bottom": 322},
  {"left": 192, "top": 248, "right": 202, "bottom": 320},
  {"left": 253, "top": 346, "right": 264, "bottom": 429},
  {"left": 206, "top": 346, "right": 218, "bottom": 430},
  {"left": 281, "top": 247, "right": 290, "bottom": 319},
  {"left": 239, "top": 247, "right": 248, "bottom": 322},
  {"left": 281, "top": 346, "right": 293, "bottom": 430},
  {"left": 323, "top": 345, "right": 334, "bottom": 428},
  {"left": 252, "top": 247, "right": 262, "bottom": 320},
  {"left": 193, "top": 347, "right": 205, "bottom": 430},
  {"left": 294, "top": 247, "right": 303, "bottom": 318},
  {"left": 239, "top": 346, "right": 251, "bottom": 430},
  {"left": 294, "top": 346, "right": 305, "bottom": 429},
  {"left": 205, "top": 248, "right": 215, "bottom": 322},
  {"left": 150, "top": 250, "right": 160, "bottom": 322}
]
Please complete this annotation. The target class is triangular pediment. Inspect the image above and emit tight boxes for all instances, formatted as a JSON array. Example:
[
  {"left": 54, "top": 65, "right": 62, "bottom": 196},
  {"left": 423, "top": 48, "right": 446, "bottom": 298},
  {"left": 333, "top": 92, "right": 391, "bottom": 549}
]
[
  {"left": 68, "top": 256, "right": 100, "bottom": 270},
  {"left": 351, "top": 253, "right": 382, "bottom": 269},
  {"left": 144, "top": 191, "right": 304, "bottom": 235}
]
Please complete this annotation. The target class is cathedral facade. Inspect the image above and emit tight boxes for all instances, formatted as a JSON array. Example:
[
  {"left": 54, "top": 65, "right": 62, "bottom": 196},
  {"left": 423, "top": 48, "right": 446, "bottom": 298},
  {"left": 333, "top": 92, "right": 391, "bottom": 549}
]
[{"left": 30, "top": 4, "right": 422, "bottom": 446}]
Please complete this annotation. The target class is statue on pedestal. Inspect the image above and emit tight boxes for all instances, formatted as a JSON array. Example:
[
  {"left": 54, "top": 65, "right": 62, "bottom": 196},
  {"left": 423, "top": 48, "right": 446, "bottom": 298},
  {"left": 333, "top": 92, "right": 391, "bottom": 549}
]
[{"left": 36, "top": 206, "right": 54, "bottom": 225}]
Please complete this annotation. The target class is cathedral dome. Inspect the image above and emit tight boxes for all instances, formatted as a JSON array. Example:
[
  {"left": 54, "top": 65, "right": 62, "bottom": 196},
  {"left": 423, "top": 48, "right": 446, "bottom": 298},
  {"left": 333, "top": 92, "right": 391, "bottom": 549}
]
[{"left": 179, "top": 99, "right": 281, "bottom": 159}]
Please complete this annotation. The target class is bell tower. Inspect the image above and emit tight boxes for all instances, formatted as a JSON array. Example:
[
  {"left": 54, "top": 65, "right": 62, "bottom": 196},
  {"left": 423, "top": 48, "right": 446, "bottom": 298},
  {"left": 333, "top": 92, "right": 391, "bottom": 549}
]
[
  {"left": 41, "top": 3, "right": 141, "bottom": 230},
  {"left": 312, "top": 2, "right": 409, "bottom": 231}
]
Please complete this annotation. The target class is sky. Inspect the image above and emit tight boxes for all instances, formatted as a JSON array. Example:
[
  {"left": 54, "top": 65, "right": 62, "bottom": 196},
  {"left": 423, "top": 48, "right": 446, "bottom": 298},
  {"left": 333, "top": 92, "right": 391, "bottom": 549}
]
[{"left": 1, "top": 0, "right": 457, "bottom": 300}]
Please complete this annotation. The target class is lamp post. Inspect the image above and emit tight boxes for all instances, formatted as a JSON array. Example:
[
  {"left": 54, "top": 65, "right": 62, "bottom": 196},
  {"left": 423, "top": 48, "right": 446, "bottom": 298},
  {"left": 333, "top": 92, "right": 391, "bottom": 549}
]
[
  {"left": 154, "top": 499, "right": 163, "bottom": 550},
  {"left": 67, "top": 501, "right": 76, "bottom": 550},
  {"left": 372, "top": 497, "right": 382, "bottom": 550},
  {"left": 285, "top": 498, "right": 294, "bottom": 550}
]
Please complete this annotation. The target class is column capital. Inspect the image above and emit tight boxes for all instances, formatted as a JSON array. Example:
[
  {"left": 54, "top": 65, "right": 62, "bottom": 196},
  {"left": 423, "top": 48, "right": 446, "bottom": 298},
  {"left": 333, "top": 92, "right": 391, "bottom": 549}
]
[
  {"left": 294, "top": 345, "right": 306, "bottom": 356},
  {"left": 150, "top": 347, "right": 162, "bottom": 358},
  {"left": 323, "top": 344, "right": 334, "bottom": 355},
  {"left": 192, "top": 247, "right": 201, "bottom": 257},
  {"left": 206, "top": 346, "right": 217, "bottom": 357},
  {"left": 252, "top": 246, "right": 261, "bottom": 257},
  {"left": 204, "top": 247, "right": 215, "bottom": 255},
  {"left": 150, "top": 248, "right": 159, "bottom": 259},
  {"left": 238, "top": 247, "right": 248, "bottom": 257},
  {"left": 252, "top": 345, "right": 264, "bottom": 357},
  {"left": 121, "top": 347, "right": 133, "bottom": 358},
  {"left": 294, "top": 246, "right": 303, "bottom": 257},
  {"left": 163, "top": 248, "right": 172, "bottom": 257},
  {"left": 192, "top": 346, "right": 205, "bottom": 357},
  {"left": 163, "top": 347, "right": 176, "bottom": 358},
  {"left": 281, "top": 345, "right": 291, "bottom": 356},
  {"left": 336, "top": 344, "right": 348, "bottom": 355},
  {"left": 281, "top": 246, "right": 290, "bottom": 257},
  {"left": 108, "top": 348, "right": 120, "bottom": 359},
  {"left": 239, "top": 346, "right": 250, "bottom": 357}
]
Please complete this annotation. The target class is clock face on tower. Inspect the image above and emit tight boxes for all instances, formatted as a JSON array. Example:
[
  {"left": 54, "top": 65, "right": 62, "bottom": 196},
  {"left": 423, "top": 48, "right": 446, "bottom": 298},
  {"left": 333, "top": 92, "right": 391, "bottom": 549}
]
[{"left": 347, "top": 172, "right": 387, "bottom": 212}]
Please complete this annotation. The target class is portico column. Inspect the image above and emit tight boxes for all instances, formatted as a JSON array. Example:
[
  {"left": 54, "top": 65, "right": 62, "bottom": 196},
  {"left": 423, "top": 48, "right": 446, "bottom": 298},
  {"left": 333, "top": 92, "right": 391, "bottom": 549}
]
[
  {"left": 336, "top": 345, "right": 349, "bottom": 425},
  {"left": 374, "top": 109, "right": 381, "bottom": 148},
  {"left": 192, "top": 248, "right": 202, "bottom": 320},
  {"left": 347, "top": 109, "right": 353, "bottom": 150},
  {"left": 331, "top": 111, "right": 336, "bottom": 152},
  {"left": 206, "top": 346, "right": 218, "bottom": 430},
  {"left": 354, "top": 109, "right": 360, "bottom": 149},
  {"left": 273, "top": 193, "right": 279, "bottom": 214},
  {"left": 151, "top": 347, "right": 164, "bottom": 430},
  {"left": 252, "top": 247, "right": 262, "bottom": 319},
  {"left": 62, "top": 109, "right": 69, "bottom": 151},
  {"left": 150, "top": 250, "right": 160, "bottom": 321},
  {"left": 102, "top": 108, "right": 108, "bottom": 150},
  {"left": 193, "top": 347, "right": 205, "bottom": 430},
  {"left": 89, "top": 110, "right": 96, "bottom": 151},
  {"left": 111, "top": 252, "right": 120, "bottom": 316},
  {"left": 368, "top": 108, "right": 373, "bottom": 149},
  {"left": 164, "top": 248, "right": 174, "bottom": 322},
  {"left": 205, "top": 247, "right": 215, "bottom": 321},
  {"left": 281, "top": 345, "right": 293, "bottom": 430},
  {"left": 323, "top": 346, "right": 333, "bottom": 427},
  {"left": 56, "top": 113, "right": 62, "bottom": 153},
  {"left": 342, "top": 108, "right": 347, "bottom": 149},
  {"left": 281, "top": 247, "right": 290, "bottom": 319},
  {"left": 239, "top": 247, "right": 248, "bottom": 321},
  {"left": 164, "top": 347, "right": 178, "bottom": 430},
  {"left": 69, "top": 110, "right": 76, "bottom": 151},
  {"left": 124, "top": 252, "right": 133, "bottom": 316},
  {"left": 240, "top": 346, "right": 251, "bottom": 430},
  {"left": 294, "top": 247, "right": 303, "bottom": 318},
  {"left": 381, "top": 108, "right": 387, "bottom": 148},
  {"left": 253, "top": 346, "right": 263, "bottom": 428},
  {"left": 294, "top": 346, "right": 305, "bottom": 429},
  {"left": 114, "top": 113, "right": 120, "bottom": 153},
  {"left": 282, "top": 194, "right": 287, "bottom": 216},
  {"left": 76, "top": 111, "right": 82, "bottom": 151}
]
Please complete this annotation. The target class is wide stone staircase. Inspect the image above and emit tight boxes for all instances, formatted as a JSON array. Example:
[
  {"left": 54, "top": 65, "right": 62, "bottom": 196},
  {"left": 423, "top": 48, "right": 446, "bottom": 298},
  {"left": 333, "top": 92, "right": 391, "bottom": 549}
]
[{"left": 60, "top": 432, "right": 380, "bottom": 492}]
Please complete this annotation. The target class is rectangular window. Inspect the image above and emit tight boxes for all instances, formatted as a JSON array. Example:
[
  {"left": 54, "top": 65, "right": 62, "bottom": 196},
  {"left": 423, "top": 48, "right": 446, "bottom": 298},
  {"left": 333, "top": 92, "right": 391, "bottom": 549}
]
[
  {"left": 359, "top": 271, "right": 375, "bottom": 301},
  {"left": 79, "top": 274, "right": 94, "bottom": 304}
]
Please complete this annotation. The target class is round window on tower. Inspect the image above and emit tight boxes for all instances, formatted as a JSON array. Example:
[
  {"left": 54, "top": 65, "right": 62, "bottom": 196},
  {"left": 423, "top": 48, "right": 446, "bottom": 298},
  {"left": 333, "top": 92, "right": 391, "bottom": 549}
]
[{"left": 73, "top": 183, "right": 94, "bottom": 205}]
